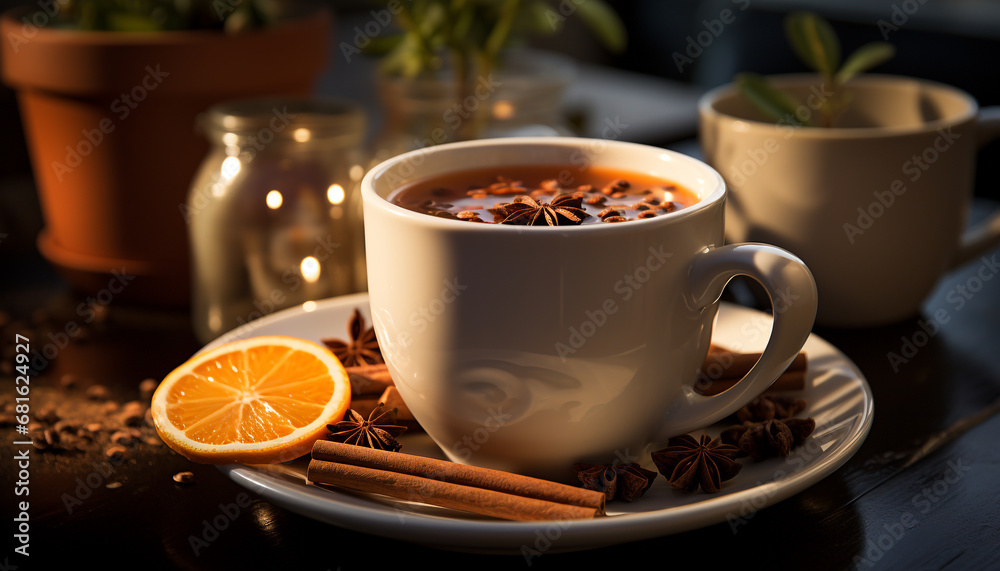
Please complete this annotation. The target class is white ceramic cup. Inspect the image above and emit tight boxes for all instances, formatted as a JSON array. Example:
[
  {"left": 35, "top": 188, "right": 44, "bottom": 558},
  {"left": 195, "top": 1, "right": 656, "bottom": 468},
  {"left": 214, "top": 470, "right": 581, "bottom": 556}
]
[
  {"left": 699, "top": 74, "right": 1000, "bottom": 327},
  {"left": 362, "top": 137, "right": 817, "bottom": 480}
]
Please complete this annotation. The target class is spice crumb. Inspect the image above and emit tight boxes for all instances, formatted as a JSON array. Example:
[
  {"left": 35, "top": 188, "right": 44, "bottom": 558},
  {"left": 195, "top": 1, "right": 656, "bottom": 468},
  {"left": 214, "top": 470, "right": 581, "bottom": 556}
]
[
  {"left": 85, "top": 384, "right": 109, "bottom": 400},
  {"left": 105, "top": 445, "right": 127, "bottom": 462},
  {"left": 110, "top": 430, "right": 136, "bottom": 446},
  {"left": 139, "top": 378, "right": 158, "bottom": 399}
]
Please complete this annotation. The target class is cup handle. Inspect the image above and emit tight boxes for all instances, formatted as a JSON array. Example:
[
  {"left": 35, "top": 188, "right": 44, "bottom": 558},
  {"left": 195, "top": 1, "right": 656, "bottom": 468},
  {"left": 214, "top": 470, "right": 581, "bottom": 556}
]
[
  {"left": 950, "top": 106, "right": 1000, "bottom": 269},
  {"left": 655, "top": 243, "right": 818, "bottom": 441}
]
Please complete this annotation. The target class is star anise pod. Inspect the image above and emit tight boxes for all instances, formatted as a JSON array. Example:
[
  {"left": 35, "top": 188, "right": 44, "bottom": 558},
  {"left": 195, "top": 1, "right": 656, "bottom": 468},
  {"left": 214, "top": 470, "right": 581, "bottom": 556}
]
[
  {"left": 497, "top": 194, "right": 590, "bottom": 226},
  {"left": 651, "top": 434, "right": 742, "bottom": 493},
  {"left": 326, "top": 404, "right": 407, "bottom": 451},
  {"left": 721, "top": 417, "right": 816, "bottom": 461},
  {"left": 573, "top": 462, "right": 657, "bottom": 502},
  {"left": 321, "top": 308, "right": 383, "bottom": 366},
  {"left": 736, "top": 395, "right": 808, "bottom": 423}
]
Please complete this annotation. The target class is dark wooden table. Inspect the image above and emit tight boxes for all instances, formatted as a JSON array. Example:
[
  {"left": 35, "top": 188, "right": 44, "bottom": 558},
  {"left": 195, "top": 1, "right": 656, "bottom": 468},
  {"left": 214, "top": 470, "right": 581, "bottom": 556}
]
[{"left": 2, "top": 176, "right": 999, "bottom": 570}]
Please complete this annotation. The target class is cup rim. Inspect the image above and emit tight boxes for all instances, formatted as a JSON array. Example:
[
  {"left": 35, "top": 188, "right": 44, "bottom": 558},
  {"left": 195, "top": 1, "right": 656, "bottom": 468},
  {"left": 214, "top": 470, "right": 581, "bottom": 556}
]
[
  {"left": 361, "top": 137, "right": 726, "bottom": 233},
  {"left": 697, "top": 73, "right": 979, "bottom": 138}
]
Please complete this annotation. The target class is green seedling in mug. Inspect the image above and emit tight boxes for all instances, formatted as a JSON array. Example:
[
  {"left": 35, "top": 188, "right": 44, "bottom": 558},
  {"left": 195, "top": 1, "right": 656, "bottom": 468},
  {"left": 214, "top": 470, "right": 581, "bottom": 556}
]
[{"left": 737, "top": 12, "right": 895, "bottom": 127}]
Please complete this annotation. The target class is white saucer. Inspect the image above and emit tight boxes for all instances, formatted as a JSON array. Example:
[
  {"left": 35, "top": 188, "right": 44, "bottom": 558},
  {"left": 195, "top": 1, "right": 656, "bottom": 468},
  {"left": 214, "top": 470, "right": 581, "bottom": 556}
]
[{"left": 213, "top": 292, "right": 873, "bottom": 553}]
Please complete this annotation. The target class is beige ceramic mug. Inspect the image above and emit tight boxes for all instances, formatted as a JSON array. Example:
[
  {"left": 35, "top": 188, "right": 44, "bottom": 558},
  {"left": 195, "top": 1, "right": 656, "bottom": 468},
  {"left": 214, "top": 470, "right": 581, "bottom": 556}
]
[
  {"left": 699, "top": 74, "right": 1000, "bottom": 327},
  {"left": 362, "top": 137, "right": 817, "bottom": 480}
]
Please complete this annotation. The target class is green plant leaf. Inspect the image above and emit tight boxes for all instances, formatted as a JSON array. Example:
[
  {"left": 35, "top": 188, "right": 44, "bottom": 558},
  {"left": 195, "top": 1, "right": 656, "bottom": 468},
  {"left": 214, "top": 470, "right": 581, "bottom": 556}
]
[
  {"left": 361, "top": 33, "right": 406, "bottom": 56},
  {"left": 570, "top": 0, "right": 627, "bottom": 53},
  {"left": 519, "top": 0, "right": 562, "bottom": 35},
  {"left": 736, "top": 73, "right": 809, "bottom": 126},
  {"left": 451, "top": 0, "right": 475, "bottom": 41},
  {"left": 784, "top": 12, "right": 840, "bottom": 76},
  {"left": 484, "top": 0, "right": 522, "bottom": 59},
  {"left": 380, "top": 33, "right": 434, "bottom": 78},
  {"left": 836, "top": 42, "right": 896, "bottom": 85}
]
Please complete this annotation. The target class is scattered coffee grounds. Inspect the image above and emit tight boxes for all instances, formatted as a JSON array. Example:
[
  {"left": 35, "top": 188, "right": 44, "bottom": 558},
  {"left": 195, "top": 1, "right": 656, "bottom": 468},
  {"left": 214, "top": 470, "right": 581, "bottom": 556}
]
[
  {"left": 0, "top": 304, "right": 165, "bottom": 473},
  {"left": 0, "top": 377, "right": 165, "bottom": 466},
  {"left": 389, "top": 164, "right": 699, "bottom": 226}
]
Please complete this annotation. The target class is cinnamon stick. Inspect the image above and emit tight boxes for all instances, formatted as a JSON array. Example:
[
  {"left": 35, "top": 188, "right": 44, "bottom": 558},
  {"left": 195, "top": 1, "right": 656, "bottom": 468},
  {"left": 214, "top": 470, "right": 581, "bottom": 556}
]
[
  {"left": 308, "top": 440, "right": 605, "bottom": 521},
  {"left": 376, "top": 386, "right": 420, "bottom": 431},
  {"left": 696, "top": 345, "right": 808, "bottom": 396},
  {"left": 695, "top": 369, "right": 806, "bottom": 396},
  {"left": 345, "top": 363, "right": 394, "bottom": 396},
  {"left": 346, "top": 349, "right": 806, "bottom": 421},
  {"left": 703, "top": 345, "right": 807, "bottom": 377},
  {"left": 348, "top": 395, "right": 382, "bottom": 420}
]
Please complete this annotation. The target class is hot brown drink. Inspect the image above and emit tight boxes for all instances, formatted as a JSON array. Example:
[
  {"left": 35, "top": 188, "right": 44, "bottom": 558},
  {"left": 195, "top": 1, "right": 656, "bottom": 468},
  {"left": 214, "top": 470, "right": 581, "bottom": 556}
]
[{"left": 388, "top": 164, "right": 699, "bottom": 226}]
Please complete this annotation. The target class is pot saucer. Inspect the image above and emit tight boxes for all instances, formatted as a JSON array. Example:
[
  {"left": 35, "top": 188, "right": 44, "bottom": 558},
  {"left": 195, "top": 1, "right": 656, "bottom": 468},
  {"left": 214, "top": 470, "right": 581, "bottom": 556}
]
[{"left": 37, "top": 230, "right": 189, "bottom": 306}]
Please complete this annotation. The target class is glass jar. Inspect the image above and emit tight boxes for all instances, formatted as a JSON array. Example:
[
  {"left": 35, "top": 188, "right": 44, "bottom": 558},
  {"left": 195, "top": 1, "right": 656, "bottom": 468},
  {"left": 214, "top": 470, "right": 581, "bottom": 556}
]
[
  {"left": 186, "top": 98, "right": 367, "bottom": 343},
  {"left": 371, "top": 49, "right": 576, "bottom": 164}
]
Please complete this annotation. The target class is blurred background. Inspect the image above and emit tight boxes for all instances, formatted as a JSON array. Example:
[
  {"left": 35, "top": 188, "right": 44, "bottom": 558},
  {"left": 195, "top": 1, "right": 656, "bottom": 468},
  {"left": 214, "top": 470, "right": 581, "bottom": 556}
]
[{"left": 2, "top": 0, "right": 999, "bottom": 299}]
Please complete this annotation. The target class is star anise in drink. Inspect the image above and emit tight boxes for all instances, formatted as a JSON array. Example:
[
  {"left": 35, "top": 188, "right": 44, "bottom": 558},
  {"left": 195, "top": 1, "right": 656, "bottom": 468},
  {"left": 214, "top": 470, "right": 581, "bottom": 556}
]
[
  {"left": 326, "top": 404, "right": 407, "bottom": 451},
  {"left": 573, "top": 462, "right": 658, "bottom": 502},
  {"left": 322, "top": 308, "right": 383, "bottom": 367},
  {"left": 496, "top": 194, "right": 590, "bottom": 226},
  {"left": 651, "top": 434, "right": 742, "bottom": 493}
]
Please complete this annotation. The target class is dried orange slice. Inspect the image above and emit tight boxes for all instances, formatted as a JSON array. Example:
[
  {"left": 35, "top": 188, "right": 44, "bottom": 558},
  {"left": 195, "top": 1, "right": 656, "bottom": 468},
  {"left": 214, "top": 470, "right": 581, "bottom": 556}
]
[{"left": 151, "top": 335, "right": 350, "bottom": 464}]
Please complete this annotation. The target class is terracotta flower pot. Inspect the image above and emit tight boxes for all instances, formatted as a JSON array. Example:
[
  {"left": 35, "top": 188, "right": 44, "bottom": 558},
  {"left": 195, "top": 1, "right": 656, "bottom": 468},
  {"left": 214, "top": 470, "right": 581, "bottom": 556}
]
[{"left": 0, "top": 7, "right": 331, "bottom": 306}]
